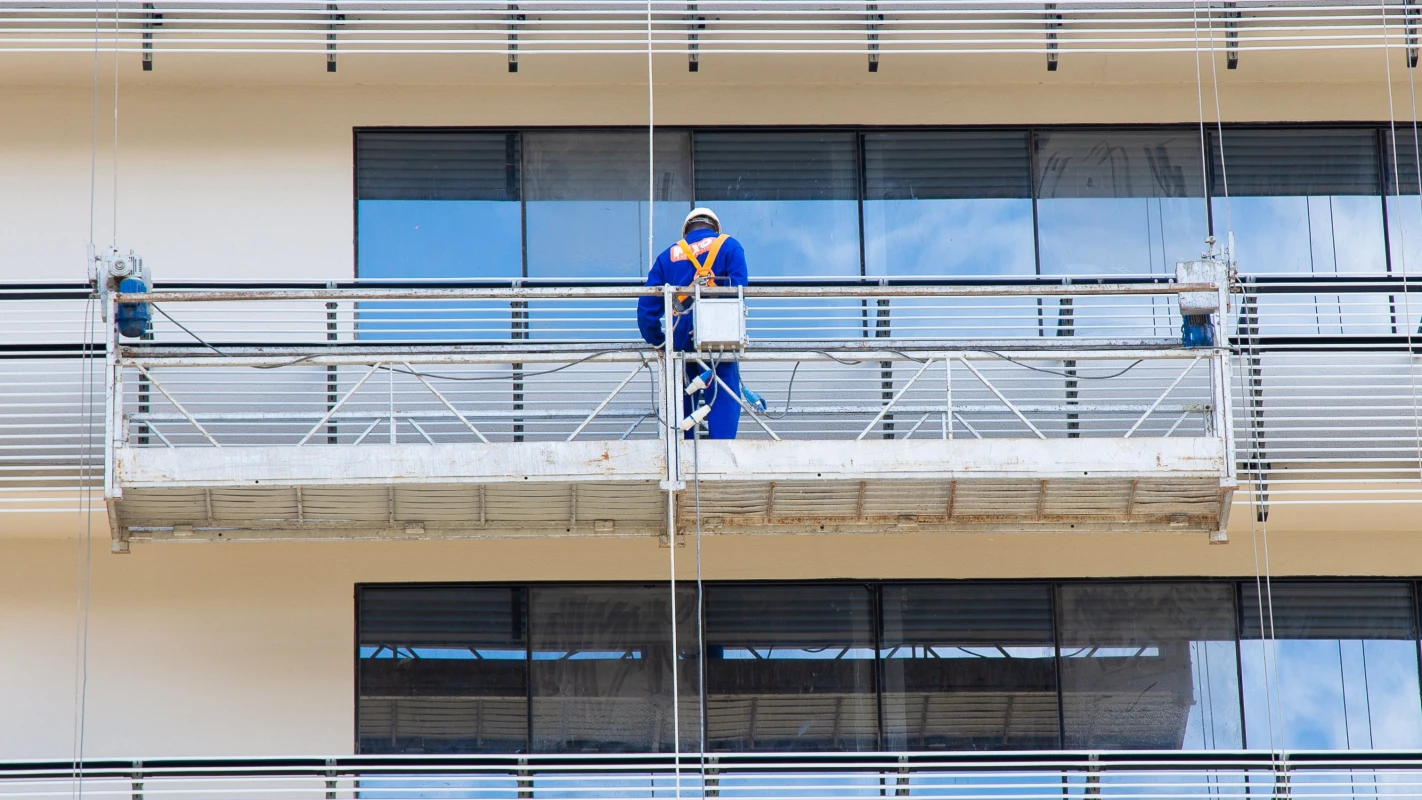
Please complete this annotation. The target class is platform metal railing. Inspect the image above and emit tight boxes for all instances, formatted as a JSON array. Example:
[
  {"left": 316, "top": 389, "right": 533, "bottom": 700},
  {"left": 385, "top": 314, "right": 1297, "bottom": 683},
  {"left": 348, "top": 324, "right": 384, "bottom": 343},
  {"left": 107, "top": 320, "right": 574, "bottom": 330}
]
[{"left": 0, "top": 751, "right": 1420, "bottom": 799}]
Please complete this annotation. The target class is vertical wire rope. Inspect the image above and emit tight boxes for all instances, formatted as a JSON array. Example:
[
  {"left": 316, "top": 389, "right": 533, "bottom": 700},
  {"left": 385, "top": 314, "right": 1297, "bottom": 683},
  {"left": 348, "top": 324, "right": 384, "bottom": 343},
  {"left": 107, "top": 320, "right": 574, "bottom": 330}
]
[
  {"left": 1384, "top": 0, "right": 1422, "bottom": 513},
  {"left": 111, "top": 0, "right": 119, "bottom": 246},
  {"left": 1202, "top": 0, "right": 1288, "bottom": 763},
  {"left": 70, "top": 297, "right": 97, "bottom": 800},
  {"left": 72, "top": 0, "right": 104, "bottom": 789},
  {"left": 695, "top": 429, "right": 706, "bottom": 792},
  {"left": 649, "top": 2, "right": 683, "bottom": 796}
]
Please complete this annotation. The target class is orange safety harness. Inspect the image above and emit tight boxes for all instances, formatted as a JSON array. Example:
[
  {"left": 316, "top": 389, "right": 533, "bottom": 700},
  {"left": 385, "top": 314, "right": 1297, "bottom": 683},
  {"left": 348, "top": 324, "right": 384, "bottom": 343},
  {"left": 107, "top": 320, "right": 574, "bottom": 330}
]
[{"left": 673, "top": 234, "right": 729, "bottom": 312}]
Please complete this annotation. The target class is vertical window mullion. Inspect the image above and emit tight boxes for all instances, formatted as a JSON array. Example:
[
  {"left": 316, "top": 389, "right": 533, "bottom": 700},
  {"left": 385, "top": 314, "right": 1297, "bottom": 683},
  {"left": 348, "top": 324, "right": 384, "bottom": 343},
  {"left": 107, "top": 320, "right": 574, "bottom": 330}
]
[{"left": 1051, "top": 580, "right": 1066, "bottom": 750}]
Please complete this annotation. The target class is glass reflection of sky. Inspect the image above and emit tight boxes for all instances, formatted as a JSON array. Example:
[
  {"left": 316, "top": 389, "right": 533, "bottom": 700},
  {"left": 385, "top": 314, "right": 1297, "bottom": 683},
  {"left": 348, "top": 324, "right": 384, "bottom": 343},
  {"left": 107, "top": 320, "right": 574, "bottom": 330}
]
[
  {"left": 358, "top": 200, "right": 522, "bottom": 279},
  {"left": 1038, "top": 197, "right": 1206, "bottom": 276},
  {"left": 710, "top": 200, "right": 860, "bottom": 277},
  {"left": 1243, "top": 639, "right": 1422, "bottom": 750},
  {"left": 720, "top": 647, "right": 877, "bottom": 660},
  {"left": 1219, "top": 196, "right": 1386, "bottom": 274},
  {"left": 864, "top": 199, "right": 1035, "bottom": 277},
  {"left": 1387, "top": 195, "right": 1422, "bottom": 274},
  {"left": 880, "top": 645, "right": 1055, "bottom": 659},
  {"left": 526, "top": 200, "right": 687, "bottom": 279},
  {"left": 359, "top": 646, "right": 525, "bottom": 660}
]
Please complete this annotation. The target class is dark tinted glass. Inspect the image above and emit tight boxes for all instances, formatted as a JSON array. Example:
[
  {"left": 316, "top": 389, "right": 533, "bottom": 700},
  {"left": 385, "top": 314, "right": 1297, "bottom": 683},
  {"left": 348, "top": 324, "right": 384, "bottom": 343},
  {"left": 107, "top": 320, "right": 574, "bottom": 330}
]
[
  {"left": 529, "top": 585, "right": 698, "bottom": 753},
  {"left": 863, "top": 131, "right": 1035, "bottom": 278},
  {"left": 523, "top": 131, "right": 690, "bottom": 279},
  {"left": 881, "top": 584, "right": 1058, "bottom": 750},
  {"left": 704, "top": 584, "right": 877, "bottom": 751},
  {"left": 356, "top": 130, "right": 523, "bottom": 279},
  {"left": 1240, "top": 582, "right": 1422, "bottom": 749},
  {"left": 864, "top": 131, "right": 1031, "bottom": 200},
  {"left": 1035, "top": 129, "right": 1208, "bottom": 276},
  {"left": 693, "top": 131, "right": 860, "bottom": 277},
  {"left": 358, "top": 586, "right": 529, "bottom": 753},
  {"left": 358, "top": 131, "right": 520, "bottom": 201},
  {"left": 1213, "top": 129, "right": 1385, "bottom": 274},
  {"left": 1058, "top": 583, "right": 1241, "bottom": 749},
  {"left": 1385, "top": 129, "right": 1422, "bottom": 274}
]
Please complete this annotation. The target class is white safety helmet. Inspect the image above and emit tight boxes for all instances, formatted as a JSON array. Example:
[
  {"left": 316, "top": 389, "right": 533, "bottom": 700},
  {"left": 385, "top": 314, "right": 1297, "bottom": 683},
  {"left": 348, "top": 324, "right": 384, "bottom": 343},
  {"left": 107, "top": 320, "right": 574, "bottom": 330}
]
[{"left": 682, "top": 207, "right": 721, "bottom": 236}]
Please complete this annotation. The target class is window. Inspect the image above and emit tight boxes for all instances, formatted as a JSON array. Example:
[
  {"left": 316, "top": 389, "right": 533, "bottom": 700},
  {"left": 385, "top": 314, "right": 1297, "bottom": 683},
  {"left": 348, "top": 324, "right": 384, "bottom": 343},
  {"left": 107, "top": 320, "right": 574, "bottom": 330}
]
[
  {"left": 1057, "top": 583, "right": 1241, "bottom": 749},
  {"left": 863, "top": 131, "right": 1035, "bottom": 278},
  {"left": 703, "top": 583, "right": 878, "bottom": 751},
  {"left": 356, "top": 131, "right": 522, "bottom": 279},
  {"left": 529, "top": 585, "right": 698, "bottom": 753},
  {"left": 1214, "top": 129, "right": 1385, "bottom": 275},
  {"left": 1386, "top": 129, "right": 1422, "bottom": 274},
  {"left": 358, "top": 579, "right": 1422, "bottom": 755},
  {"left": 1035, "top": 129, "right": 1208, "bottom": 277},
  {"left": 880, "top": 583, "right": 1058, "bottom": 750},
  {"left": 693, "top": 131, "right": 861, "bottom": 278},
  {"left": 1240, "top": 581, "right": 1422, "bottom": 749},
  {"left": 358, "top": 586, "right": 528, "bottom": 753},
  {"left": 523, "top": 131, "right": 691, "bottom": 279}
]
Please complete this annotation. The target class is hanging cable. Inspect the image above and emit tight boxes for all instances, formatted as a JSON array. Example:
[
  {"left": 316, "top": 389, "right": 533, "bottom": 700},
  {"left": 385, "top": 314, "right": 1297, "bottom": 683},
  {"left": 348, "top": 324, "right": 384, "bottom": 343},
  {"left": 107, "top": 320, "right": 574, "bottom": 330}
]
[
  {"left": 70, "top": 297, "right": 97, "bottom": 800},
  {"left": 1383, "top": 0, "right": 1422, "bottom": 538},
  {"left": 646, "top": 0, "right": 685, "bottom": 793}
]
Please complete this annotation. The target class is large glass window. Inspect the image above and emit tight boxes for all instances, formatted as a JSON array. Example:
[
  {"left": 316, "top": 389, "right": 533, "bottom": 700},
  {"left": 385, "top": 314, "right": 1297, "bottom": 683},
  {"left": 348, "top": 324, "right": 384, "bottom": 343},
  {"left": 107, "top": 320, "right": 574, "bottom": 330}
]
[
  {"left": 693, "top": 131, "right": 861, "bottom": 278},
  {"left": 881, "top": 583, "right": 1058, "bottom": 750},
  {"left": 358, "top": 580, "right": 1422, "bottom": 756},
  {"left": 356, "top": 131, "right": 523, "bottom": 279},
  {"left": 703, "top": 584, "right": 878, "bottom": 751},
  {"left": 529, "top": 584, "right": 698, "bottom": 753},
  {"left": 1215, "top": 129, "right": 1386, "bottom": 275},
  {"left": 1035, "top": 129, "right": 1208, "bottom": 276},
  {"left": 523, "top": 131, "right": 691, "bottom": 279},
  {"left": 358, "top": 586, "right": 529, "bottom": 753},
  {"left": 1386, "top": 129, "right": 1422, "bottom": 274},
  {"left": 1057, "top": 582, "right": 1241, "bottom": 749},
  {"left": 864, "top": 131, "right": 1035, "bottom": 278},
  {"left": 1240, "top": 581, "right": 1422, "bottom": 749}
]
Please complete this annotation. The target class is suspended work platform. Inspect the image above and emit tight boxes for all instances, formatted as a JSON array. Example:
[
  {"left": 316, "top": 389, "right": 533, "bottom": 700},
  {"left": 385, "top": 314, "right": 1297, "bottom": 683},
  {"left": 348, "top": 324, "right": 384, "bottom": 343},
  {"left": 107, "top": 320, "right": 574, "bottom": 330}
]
[{"left": 103, "top": 276, "right": 1236, "bottom": 549}]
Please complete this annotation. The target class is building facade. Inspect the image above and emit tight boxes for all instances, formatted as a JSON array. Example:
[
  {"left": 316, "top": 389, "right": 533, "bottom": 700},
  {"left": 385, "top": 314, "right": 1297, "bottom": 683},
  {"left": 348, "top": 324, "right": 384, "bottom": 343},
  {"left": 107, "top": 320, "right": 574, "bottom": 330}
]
[{"left": 4, "top": 3, "right": 1422, "bottom": 795}]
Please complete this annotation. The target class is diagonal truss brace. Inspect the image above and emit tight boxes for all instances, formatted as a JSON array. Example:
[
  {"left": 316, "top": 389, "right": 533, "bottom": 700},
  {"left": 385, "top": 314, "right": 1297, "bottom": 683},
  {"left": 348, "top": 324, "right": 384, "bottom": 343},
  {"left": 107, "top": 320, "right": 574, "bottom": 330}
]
[
  {"left": 959, "top": 358, "right": 1047, "bottom": 439},
  {"left": 132, "top": 364, "right": 221, "bottom": 448},
  {"left": 1124, "top": 356, "right": 1201, "bottom": 438}
]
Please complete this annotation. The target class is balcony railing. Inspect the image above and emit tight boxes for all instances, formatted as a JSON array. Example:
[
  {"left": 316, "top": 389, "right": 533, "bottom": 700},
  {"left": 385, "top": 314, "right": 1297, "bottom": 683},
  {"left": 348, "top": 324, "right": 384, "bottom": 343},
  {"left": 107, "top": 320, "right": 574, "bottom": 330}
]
[
  {"left": 2, "top": 751, "right": 1421, "bottom": 799},
  {"left": 4, "top": 274, "right": 1420, "bottom": 525},
  {"left": 0, "top": 0, "right": 1411, "bottom": 59}
]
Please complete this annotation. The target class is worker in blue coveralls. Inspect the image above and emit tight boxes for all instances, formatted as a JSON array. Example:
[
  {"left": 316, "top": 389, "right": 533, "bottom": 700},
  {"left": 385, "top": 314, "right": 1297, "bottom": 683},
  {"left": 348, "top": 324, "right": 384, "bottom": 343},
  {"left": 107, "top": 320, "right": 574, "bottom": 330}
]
[{"left": 637, "top": 207, "right": 748, "bottom": 439}]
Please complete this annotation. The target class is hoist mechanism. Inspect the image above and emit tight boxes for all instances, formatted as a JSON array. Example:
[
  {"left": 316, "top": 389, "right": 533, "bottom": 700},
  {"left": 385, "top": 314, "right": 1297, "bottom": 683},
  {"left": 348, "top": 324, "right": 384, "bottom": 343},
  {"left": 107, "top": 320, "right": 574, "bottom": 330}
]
[{"left": 90, "top": 245, "right": 151, "bottom": 338}]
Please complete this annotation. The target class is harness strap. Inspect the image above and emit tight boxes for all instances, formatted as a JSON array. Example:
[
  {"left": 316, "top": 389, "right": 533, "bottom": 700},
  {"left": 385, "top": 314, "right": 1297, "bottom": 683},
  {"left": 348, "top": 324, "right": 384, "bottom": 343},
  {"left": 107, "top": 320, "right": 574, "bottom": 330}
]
[{"left": 674, "top": 234, "right": 729, "bottom": 309}]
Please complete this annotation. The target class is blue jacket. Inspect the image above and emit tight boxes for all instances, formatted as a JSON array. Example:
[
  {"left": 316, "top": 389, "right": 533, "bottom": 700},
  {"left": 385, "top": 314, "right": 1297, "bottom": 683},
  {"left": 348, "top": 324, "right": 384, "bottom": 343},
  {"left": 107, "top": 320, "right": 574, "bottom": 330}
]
[{"left": 637, "top": 228, "right": 749, "bottom": 350}]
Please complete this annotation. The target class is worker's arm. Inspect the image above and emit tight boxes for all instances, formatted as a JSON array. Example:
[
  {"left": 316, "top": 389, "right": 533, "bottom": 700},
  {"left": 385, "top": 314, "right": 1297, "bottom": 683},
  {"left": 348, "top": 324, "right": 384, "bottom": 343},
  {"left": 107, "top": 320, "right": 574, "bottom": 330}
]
[
  {"left": 721, "top": 237, "right": 749, "bottom": 287},
  {"left": 637, "top": 259, "right": 667, "bottom": 347}
]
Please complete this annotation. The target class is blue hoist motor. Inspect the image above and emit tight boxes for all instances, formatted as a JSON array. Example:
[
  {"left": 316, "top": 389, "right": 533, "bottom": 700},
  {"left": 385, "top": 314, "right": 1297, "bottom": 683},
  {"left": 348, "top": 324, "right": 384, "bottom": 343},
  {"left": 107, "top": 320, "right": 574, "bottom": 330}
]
[{"left": 94, "top": 248, "right": 151, "bottom": 338}]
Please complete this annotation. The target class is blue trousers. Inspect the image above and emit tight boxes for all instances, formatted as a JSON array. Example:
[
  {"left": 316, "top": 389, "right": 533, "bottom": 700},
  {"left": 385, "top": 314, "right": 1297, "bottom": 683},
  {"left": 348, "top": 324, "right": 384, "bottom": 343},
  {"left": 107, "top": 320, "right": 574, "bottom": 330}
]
[{"left": 684, "top": 361, "right": 741, "bottom": 439}]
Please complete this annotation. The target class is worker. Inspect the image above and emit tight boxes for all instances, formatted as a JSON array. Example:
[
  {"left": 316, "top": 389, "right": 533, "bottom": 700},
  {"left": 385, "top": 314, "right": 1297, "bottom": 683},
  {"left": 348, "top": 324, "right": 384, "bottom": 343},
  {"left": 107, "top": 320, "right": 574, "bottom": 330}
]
[{"left": 637, "top": 207, "right": 749, "bottom": 439}]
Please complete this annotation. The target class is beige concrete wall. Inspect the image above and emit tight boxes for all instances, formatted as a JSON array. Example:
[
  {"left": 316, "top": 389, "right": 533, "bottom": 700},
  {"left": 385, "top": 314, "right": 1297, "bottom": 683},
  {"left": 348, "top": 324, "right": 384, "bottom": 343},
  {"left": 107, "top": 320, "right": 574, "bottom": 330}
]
[
  {"left": 3, "top": 46, "right": 1421, "bottom": 283},
  {"left": 5, "top": 522, "right": 1422, "bottom": 758}
]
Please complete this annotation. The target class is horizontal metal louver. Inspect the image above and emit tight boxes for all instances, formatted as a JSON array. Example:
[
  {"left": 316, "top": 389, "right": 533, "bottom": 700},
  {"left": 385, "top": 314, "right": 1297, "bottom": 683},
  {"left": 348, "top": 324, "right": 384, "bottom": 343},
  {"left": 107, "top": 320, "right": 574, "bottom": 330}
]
[
  {"left": 1036, "top": 129, "right": 1205, "bottom": 199},
  {"left": 1385, "top": 128, "right": 1422, "bottom": 195},
  {"left": 1239, "top": 581, "right": 1416, "bottom": 640},
  {"left": 357, "top": 131, "right": 520, "bottom": 201},
  {"left": 882, "top": 583, "right": 1053, "bottom": 644},
  {"left": 1058, "top": 583, "right": 1237, "bottom": 645},
  {"left": 705, "top": 584, "right": 875, "bottom": 646},
  {"left": 694, "top": 131, "right": 858, "bottom": 201},
  {"left": 524, "top": 131, "right": 691, "bottom": 202},
  {"left": 359, "top": 586, "right": 525, "bottom": 647},
  {"left": 864, "top": 131, "right": 1031, "bottom": 200},
  {"left": 1214, "top": 129, "right": 1380, "bottom": 197}
]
